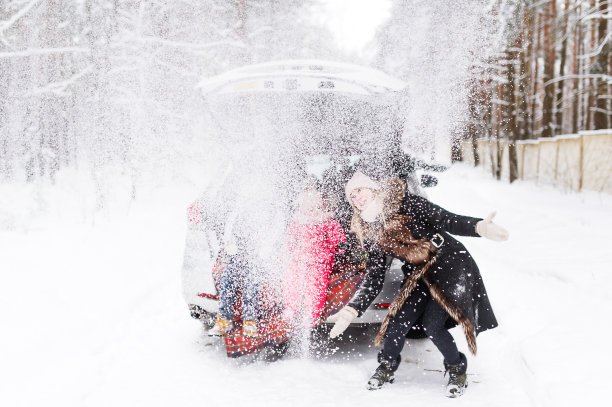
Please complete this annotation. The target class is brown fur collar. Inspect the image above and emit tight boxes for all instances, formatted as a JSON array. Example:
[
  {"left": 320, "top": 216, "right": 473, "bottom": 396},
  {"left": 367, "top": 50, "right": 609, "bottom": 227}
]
[
  {"left": 376, "top": 214, "right": 434, "bottom": 264},
  {"left": 350, "top": 177, "right": 433, "bottom": 264}
]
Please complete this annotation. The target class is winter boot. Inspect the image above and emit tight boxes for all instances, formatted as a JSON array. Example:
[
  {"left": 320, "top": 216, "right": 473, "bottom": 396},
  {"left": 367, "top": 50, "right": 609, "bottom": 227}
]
[
  {"left": 242, "top": 319, "right": 258, "bottom": 337},
  {"left": 207, "top": 314, "right": 232, "bottom": 336},
  {"left": 367, "top": 355, "right": 400, "bottom": 390},
  {"left": 444, "top": 352, "right": 468, "bottom": 398}
]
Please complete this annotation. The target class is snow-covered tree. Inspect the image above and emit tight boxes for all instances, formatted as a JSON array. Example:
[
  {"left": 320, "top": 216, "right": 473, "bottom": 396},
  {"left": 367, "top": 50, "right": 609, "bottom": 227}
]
[
  {"left": 368, "top": 0, "right": 499, "bottom": 162},
  {"left": 0, "top": 0, "right": 338, "bottom": 198}
]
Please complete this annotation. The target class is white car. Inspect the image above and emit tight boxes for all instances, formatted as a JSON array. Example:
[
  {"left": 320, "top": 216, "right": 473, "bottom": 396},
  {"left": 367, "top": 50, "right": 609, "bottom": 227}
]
[{"left": 181, "top": 60, "right": 442, "bottom": 330}]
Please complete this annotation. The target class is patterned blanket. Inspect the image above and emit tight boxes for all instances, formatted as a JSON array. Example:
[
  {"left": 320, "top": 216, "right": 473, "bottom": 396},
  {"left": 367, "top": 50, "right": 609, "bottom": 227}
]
[{"left": 212, "top": 257, "right": 365, "bottom": 358}]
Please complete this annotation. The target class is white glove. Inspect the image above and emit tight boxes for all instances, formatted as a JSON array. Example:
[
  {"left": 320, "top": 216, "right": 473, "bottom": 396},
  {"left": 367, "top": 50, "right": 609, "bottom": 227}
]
[
  {"left": 476, "top": 212, "right": 509, "bottom": 241},
  {"left": 326, "top": 306, "right": 358, "bottom": 338}
]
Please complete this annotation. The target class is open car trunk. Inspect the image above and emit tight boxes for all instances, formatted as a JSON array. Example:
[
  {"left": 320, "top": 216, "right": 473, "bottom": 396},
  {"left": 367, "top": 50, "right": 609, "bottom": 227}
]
[{"left": 182, "top": 60, "right": 416, "bottom": 340}]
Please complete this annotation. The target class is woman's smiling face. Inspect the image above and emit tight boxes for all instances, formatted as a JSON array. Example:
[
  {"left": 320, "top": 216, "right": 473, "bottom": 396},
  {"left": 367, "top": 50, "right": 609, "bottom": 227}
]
[{"left": 350, "top": 187, "right": 375, "bottom": 211}]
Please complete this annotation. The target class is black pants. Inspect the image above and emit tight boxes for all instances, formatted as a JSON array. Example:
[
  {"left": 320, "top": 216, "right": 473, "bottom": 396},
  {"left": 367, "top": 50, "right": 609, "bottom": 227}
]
[{"left": 381, "top": 281, "right": 461, "bottom": 367}]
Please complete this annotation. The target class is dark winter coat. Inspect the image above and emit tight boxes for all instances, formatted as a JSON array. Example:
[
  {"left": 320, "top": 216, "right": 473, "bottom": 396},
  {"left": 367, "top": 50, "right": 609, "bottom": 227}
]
[{"left": 347, "top": 178, "right": 498, "bottom": 355}]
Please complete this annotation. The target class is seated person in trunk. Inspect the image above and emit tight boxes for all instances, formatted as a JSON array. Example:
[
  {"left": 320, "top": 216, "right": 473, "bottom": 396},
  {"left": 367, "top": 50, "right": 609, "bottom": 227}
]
[{"left": 283, "top": 178, "right": 346, "bottom": 327}]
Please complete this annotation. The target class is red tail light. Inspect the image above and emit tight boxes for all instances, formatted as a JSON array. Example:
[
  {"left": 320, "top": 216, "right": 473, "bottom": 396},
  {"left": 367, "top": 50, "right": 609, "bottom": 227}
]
[
  {"left": 187, "top": 200, "right": 203, "bottom": 224},
  {"left": 374, "top": 303, "right": 391, "bottom": 309},
  {"left": 197, "top": 293, "right": 219, "bottom": 300}
]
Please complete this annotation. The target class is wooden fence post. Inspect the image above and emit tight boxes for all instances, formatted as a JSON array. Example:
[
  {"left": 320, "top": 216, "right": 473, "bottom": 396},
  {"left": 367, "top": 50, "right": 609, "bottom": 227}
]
[
  {"left": 554, "top": 137, "right": 559, "bottom": 185},
  {"left": 578, "top": 133, "right": 583, "bottom": 191}
]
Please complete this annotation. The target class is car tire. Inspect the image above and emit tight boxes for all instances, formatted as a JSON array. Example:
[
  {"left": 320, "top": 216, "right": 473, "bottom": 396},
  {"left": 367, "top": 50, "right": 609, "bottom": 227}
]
[{"left": 264, "top": 341, "right": 290, "bottom": 362}]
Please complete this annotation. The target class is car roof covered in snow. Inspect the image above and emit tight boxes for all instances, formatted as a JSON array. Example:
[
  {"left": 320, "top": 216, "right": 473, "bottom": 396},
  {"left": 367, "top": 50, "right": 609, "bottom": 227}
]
[{"left": 197, "top": 59, "right": 407, "bottom": 97}]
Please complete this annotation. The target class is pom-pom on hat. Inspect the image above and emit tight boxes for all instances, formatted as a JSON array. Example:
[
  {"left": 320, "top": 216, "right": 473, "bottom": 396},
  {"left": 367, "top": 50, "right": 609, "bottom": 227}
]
[{"left": 345, "top": 171, "right": 381, "bottom": 202}]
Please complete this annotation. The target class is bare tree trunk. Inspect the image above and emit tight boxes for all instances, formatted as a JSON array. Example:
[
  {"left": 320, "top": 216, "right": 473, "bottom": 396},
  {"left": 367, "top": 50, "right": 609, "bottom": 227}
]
[
  {"left": 533, "top": 11, "right": 543, "bottom": 137},
  {"left": 507, "top": 48, "right": 519, "bottom": 182},
  {"left": 574, "top": 1, "right": 583, "bottom": 133},
  {"left": 523, "top": 6, "right": 535, "bottom": 140},
  {"left": 610, "top": 35, "right": 612, "bottom": 128},
  {"left": 556, "top": 0, "right": 569, "bottom": 133},
  {"left": 594, "top": 0, "right": 609, "bottom": 129},
  {"left": 236, "top": 0, "right": 251, "bottom": 64},
  {"left": 0, "top": 4, "right": 9, "bottom": 180},
  {"left": 563, "top": 0, "right": 579, "bottom": 134},
  {"left": 542, "top": 0, "right": 556, "bottom": 137},
  {"left": 586, "top": 0, "right": 597, "bottom": 130},
  {"left": 494, "top": 79, "right": 503, "bottom": 179}
]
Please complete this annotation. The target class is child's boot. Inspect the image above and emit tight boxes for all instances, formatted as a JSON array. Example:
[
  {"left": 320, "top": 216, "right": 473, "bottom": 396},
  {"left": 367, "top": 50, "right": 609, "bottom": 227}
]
[
  {"left": 242, "top": 319, "right": 258, "bottom": 337},
  {"left": 208, "top": 314, "right": 232, "bottom": 336}
]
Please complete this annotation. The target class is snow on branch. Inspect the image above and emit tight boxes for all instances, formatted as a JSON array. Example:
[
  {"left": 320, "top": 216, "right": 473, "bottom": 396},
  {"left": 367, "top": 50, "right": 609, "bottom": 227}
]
[
  {"left": 152, "top": 56, "right": 201, "bottom": 80},
  {"left": 580, "top": 12, "right": 612, "bottom": 23},
  {"left": 247, "top": 26, "right": 273, "bottom": 39},
  {"left": 590, "top": 107, "right": 612, "bottom": 115},
  {"left": 581, "top": 0, "right": 612, "bottom": 21},
  {"left": 559, "top": 4, "right": 612, "bottom": 44},
  {"left": 24, "top": 65, "right": 93, "bottom": 97},
  {"left": 138, "top": 36, "right": 246, "bottom": 51},
  {"left": 579, "top": 32, "right": 612, "bottom": 59},
  {"left": 490, "top": 98, "right": 511, "bottom": 106},
  {"left": 544, "top": 73, "right": 612, "bottom": 87},
  {"left": 0, "top": 0, "right": 42, "bottom": 34},
  {"left": 0, "top": 47, "right": 90, "bottom": 59},
  {"left": 527, "top": 0, "right": 553, "bottom": 10}
]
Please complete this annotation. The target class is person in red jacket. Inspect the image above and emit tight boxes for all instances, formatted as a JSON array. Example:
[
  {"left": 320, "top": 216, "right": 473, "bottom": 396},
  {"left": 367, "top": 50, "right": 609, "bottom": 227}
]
[{"left": 282, "top": 178, "right": 346, "bottom": 328}]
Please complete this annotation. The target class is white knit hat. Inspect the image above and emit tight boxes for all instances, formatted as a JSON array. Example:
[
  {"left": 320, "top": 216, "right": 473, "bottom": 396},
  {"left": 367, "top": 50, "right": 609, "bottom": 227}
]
[{"left": 345, "top": 171, "right": 381, "bottom": 202}]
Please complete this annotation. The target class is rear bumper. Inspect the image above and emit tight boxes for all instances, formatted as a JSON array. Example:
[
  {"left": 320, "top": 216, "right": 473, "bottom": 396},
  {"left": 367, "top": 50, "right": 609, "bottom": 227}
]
[{"left": 188, "top": 298, "right": 390, "bottom": 324}]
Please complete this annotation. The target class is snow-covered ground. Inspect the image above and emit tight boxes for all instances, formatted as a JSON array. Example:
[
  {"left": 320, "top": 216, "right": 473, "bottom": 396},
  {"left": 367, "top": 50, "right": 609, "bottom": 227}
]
[{"left": 1, "top": 164, "right": 610, "bottom": 407}]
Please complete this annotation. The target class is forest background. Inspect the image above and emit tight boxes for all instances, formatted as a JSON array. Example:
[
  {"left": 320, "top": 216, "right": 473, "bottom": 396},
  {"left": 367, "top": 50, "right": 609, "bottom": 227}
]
[{"left": 1, "top": 0, "right": 610, "bottom": 216}]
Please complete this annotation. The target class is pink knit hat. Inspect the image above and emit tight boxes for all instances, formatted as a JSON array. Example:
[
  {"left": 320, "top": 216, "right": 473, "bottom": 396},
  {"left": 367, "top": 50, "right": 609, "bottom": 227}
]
[{"left": 345, "top": 171, "right": 381, "bottom": 202}]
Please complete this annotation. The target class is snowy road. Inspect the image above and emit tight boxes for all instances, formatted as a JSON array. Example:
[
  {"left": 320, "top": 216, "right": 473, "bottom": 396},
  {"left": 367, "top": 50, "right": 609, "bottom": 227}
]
[{"left": 2, "top": 164, "right": 610, "bottom": 407}]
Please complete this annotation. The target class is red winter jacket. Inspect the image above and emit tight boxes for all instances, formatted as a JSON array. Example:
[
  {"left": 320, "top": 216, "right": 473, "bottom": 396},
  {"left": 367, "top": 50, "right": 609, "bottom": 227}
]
[{"left": 283, "top": 219, "right": 346, "bottom": 326}]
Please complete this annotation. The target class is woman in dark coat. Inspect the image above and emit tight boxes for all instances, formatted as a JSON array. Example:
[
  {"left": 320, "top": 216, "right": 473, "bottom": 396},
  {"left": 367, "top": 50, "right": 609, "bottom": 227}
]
[{"left": 326, "top": 170, "right": 508, "bottom": 397}]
